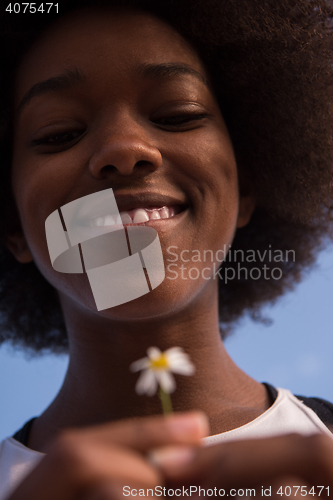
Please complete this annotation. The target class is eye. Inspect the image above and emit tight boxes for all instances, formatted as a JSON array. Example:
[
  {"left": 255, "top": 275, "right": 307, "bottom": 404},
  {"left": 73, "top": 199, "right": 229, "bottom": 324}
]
[
  {"left": 153, "top": 113, "right": 209, "bottom": 128},
  {"left": 31, "top": 129, "right": 84, "bottom": 148}
]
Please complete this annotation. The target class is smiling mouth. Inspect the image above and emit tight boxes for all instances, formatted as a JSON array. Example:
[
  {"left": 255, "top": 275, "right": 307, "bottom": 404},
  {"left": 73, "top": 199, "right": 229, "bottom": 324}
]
[{"left": 87, "top": 205, "right": 185, "bottom": 227}]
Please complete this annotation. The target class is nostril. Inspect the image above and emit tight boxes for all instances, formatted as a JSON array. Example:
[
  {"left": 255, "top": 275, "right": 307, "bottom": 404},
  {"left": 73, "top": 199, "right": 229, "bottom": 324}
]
[
  {"left": 89, "top": 146, "right": 162, "bottom": 178},
  {"left": 101, "top": 165, "right": 117, "bottom": 174},
  {"left": 135, "top": 160, "right": 149, "bottom": 167}
]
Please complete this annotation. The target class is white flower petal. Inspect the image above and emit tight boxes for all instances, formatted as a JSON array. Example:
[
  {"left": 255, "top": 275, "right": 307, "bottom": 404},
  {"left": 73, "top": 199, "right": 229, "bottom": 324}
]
[
  {"left": 156, "top": 371, "right": 176, "bottom": 394},
  {"left": 167, "top": 355, "right": 192, "bottom": 367},
  {"left": 164, "top": 346, "right": 184, "bottom": 356},
  {"left": 167, "top": 354, "right": 189, "bottom": 366},
  {"left": 164, "top": 348, "right": 186, "bottom": 362},
  {"left": 166, "top": 349, "right": 185, "bottom": 356},
  {"left": 166, "top": 350, "right": 189, "bottom": 363},
  {"left": 131, "top": 346, "right": 195, "bottom": 398},
  {"left": 136, "top": 370, "right": 158, "bottom": 396},
  {"left": 165, "top": 350, "right": 195, "bottom": 374},
  {"left": 171, "top": 363, "right": 196, "bottom": 376},
  {"left": 147, "top": 347, "right": 161, "bottom": 360},
  {"left": 130, "top": 357, "right": 149, "bottom": 372}
]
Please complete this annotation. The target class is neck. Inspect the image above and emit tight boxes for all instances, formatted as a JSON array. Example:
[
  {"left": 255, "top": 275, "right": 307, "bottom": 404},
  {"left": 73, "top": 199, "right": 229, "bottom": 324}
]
[{"left": 28, "top": 285, "right": 269, "bottom": 452}]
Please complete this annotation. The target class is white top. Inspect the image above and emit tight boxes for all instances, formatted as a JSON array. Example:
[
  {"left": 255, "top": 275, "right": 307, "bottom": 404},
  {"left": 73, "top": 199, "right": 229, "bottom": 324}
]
[
  {"left": 0, "top": 388, "right": 332, "bottom": 499},
  {"left": 204, "top": 388, "right": 332, "bottom": 444},
  {"left": 0, "top": 436, "right": 43, "bottom": 499}
]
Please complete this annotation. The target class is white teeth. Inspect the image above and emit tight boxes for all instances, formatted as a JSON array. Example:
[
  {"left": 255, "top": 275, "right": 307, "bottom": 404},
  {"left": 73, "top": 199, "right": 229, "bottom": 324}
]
[
  {"left": 103, "top": 215, "right": 115, "bottom": 226},
  {"left": 89, "top": 206, "right": 177, "bottom": 227},
  {"left": 150, "top": 209, "right": 161, "bottom": 220},
  {"left": 120, "top": 212, "right": 132, "bottom": 224},
  {"left": 114, "top": 214, "right": 122, "bottom": 225},
  {"left": 168, "top": 207, "right": 176, "bottom": 218},
  {"left": 133, "top": 208, "right": 150, "bottom": 223},
  {"left": 160, "top": 207, "right": 170, "bottom": 219}
]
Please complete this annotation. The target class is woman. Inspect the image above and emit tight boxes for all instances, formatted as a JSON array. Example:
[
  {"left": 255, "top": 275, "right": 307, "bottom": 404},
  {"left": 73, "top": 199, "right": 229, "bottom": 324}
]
[{"left": 1, "top": 0, "right": 333, "bottom": 498}]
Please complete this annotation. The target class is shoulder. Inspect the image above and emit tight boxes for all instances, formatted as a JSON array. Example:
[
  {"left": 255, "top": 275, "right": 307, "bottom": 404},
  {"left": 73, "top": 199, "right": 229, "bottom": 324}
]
[
  {"left": 294, "top": 394, "right": 333, "bottom": 430},
  {"left": 263, "top": 382, "right": 333, "bottom": 433}
]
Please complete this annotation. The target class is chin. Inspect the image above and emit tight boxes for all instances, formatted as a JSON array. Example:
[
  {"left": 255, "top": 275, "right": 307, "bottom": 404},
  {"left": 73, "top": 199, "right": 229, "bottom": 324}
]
[
  {"left": 97, "top": 284, "right": 188, "bottom": 322},
  {"left": 96, "top": 274, "right": 214, "bottom": 324},
  {"left": 55, "top": 258, "right": 216, "bottom": 324}
]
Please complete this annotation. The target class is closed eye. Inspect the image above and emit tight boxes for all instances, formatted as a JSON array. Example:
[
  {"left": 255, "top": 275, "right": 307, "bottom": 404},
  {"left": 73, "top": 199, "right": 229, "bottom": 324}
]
[
  {"left": 31, "top": 129, "right": 85, "bottom": 148},
  {"left": 153, "top": 113, "right": 209, "bottom": 128}
]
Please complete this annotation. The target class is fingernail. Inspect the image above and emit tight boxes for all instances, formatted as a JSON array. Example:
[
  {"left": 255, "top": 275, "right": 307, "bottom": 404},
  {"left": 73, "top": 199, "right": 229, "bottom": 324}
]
[
  {"left": 149, "top": 446, "right": 196, "bottom": 471},
  {"left": 166, "top": 412, "right": 209, "bottom": 439}
]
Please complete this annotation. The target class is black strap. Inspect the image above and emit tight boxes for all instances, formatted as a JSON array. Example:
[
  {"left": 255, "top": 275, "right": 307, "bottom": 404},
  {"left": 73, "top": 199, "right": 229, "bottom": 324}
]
[
  {"left": 12, "top": 417, "right": 37, "bottom": 447},
  {"left": 262, "top": 382, "right": 278, "bottom": 405}
]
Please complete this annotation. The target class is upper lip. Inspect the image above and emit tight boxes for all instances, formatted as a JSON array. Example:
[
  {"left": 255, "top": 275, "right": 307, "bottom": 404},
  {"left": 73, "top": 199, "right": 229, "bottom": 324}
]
[{"left": 76, "top": 191, "right": 188, "bottom": 224}]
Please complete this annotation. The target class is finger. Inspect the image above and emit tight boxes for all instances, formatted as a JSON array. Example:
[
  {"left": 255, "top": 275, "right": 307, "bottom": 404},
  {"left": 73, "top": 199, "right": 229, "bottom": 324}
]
[
  {"left": 9, "top": 443, "right": 161, "bottom": 500},
  {"left": 154, "top": 433, "right": 333, "bottom": 487},
  {"left": 82, "top": 482, "right": 125, "bottom": 500},
  {"left": 82, "top": 481, "right": 161, "bottom": 500},
  {"left": 149, "top": 445, "right": 197, "bottom": 473},
  {"left": 68, "top": 411, "right": 209, "bottom": 453},
  {"left": 9, "top": 413, "right": 208, "bottom": 500},
  {"left": 269, "top": 477, "right": 313, "bottom": 500}
]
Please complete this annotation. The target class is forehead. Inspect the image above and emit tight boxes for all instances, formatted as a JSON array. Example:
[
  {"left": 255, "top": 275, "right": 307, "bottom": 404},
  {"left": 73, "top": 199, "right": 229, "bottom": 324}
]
[{"left": 15, "top": 8, "right": 206, "bottom": 105}]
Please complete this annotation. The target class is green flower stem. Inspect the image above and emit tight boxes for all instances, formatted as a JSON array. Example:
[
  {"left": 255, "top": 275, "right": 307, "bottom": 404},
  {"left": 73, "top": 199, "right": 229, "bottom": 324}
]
[{"left": 158, "top": 386, "right": 173, "bottom": 415}]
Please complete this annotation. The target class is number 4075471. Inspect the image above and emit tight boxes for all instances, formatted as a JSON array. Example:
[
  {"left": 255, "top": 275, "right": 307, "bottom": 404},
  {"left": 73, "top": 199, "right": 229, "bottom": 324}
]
[{"left": 5, "top": 3, "right": 58, "bottom": 14}]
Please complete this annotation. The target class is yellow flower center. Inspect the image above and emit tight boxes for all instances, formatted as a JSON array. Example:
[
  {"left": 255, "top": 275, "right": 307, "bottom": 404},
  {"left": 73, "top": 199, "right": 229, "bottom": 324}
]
[{"left": 149, "top": 354, "right": 170, "bottom": 371}]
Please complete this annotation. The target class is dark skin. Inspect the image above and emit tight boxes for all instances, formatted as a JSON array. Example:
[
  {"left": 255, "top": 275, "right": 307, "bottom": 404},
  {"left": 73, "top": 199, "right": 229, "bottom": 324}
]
[
  {"left": 8, "top": 7, "right": 267, "bottom": 452},
  {"left": 6, "top": 8, "right": 333, "bottom": 500}
]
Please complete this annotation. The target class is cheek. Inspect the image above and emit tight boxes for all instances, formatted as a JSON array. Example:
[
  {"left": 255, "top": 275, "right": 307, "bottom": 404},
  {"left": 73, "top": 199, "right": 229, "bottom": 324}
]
[
  {"left": 11, "top": 142, "right": 85, "bottom": 254},
  {"left": 11, "top": 156, "right": 97, "bottom": 309},
  {"left": 10, "top": 148, "right": 83, "bottom": 294},
  {"left": 156, "top": 128, "right": 239, "bottom": 296},
  {"left": 166, "top": 125, "right": 239, "bottom": 243}
]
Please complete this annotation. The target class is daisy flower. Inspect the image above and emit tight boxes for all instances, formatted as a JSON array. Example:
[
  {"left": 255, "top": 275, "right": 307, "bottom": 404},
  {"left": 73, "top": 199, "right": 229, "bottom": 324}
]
[{"left": 130, "top": 346, "right": 195, "bottom": 414}]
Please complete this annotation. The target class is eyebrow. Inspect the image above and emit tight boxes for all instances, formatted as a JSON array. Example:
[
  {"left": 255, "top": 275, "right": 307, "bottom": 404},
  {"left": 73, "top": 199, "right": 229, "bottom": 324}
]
[
  {"left": 16, "top": 67, "right": 86, "bottom": 117},
  {"left": 16, "top": 63, "right": 209, "bottom": 117},
  {"left": 137, "top": 62, "right": 209, "bottom": 87}
]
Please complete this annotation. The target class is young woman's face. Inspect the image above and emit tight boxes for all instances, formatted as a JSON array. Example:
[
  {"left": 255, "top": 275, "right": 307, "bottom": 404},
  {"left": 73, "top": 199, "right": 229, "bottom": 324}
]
[{"left": 10, "top": 8, "right": 252, "bottom": 322}]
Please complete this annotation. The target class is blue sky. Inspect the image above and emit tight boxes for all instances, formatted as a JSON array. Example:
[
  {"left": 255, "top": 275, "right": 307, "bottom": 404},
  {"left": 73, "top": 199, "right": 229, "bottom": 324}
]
[{"left": 0, "top": 248, "right": 332, "bottom": 441}]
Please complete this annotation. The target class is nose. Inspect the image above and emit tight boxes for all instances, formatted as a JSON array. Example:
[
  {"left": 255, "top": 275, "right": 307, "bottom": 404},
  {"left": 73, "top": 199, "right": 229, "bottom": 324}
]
[{"left": 89, "top": 119, "right": 163, "bottom": 178}]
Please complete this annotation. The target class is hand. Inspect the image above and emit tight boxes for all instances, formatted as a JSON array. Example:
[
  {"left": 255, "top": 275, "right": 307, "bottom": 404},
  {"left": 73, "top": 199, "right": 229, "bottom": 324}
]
[
  {"left": 8, "top": 412, "right": 208, "bottom": 500},
  {"left": 152, "top": 433, "right": 333, "bottom": 498}
]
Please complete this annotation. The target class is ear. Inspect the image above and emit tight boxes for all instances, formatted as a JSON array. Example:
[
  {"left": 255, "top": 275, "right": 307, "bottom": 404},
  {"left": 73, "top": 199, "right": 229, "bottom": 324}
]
[
  {"left": 5, "top": 196, "right": 33, "bottom": 264},
  {"left": 6, "top": 231, "right": 33, "bottom": 263},
  {"left": 236, "top": 173, "right": 256, "bottom": 228}
]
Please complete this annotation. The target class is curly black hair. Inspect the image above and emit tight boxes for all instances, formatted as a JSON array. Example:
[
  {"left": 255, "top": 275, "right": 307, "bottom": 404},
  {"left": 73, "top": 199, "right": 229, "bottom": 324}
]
[{"left": 0, "top": 0, "right": 333, "bottom": 354}]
